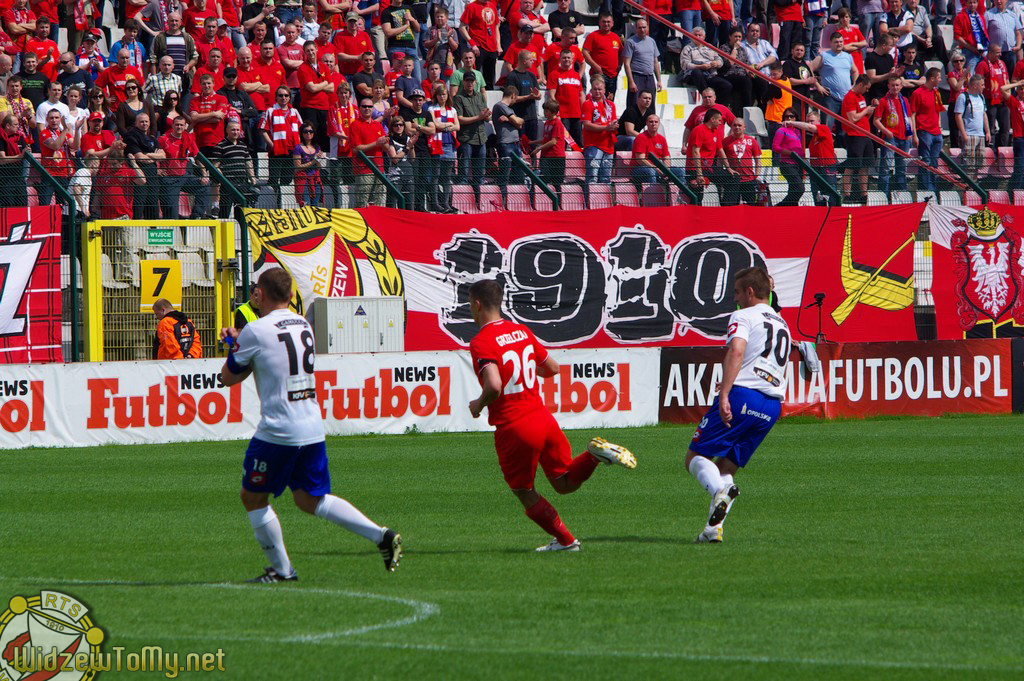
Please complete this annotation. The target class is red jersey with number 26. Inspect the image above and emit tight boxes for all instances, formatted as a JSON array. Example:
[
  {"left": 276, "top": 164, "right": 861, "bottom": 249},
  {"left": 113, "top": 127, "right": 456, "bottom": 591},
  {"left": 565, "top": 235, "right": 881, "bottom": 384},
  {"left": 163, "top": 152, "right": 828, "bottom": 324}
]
[{"left": 470, "top": 319, "right": 549, "bottom": 427}]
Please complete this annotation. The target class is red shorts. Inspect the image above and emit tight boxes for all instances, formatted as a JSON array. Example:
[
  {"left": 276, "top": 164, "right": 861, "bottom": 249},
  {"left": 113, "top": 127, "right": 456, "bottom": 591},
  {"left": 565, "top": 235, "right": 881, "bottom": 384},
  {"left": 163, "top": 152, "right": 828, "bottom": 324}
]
[{"left": 493, "top": 410, "right": 572, "bottom": 490}]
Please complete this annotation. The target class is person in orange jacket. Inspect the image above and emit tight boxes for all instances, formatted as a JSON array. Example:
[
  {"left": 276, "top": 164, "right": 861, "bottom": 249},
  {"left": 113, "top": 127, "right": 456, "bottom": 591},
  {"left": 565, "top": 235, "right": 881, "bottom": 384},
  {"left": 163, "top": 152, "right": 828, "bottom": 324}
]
[{"left": 153, "top": 298, "right": 203, "bottom": 359}]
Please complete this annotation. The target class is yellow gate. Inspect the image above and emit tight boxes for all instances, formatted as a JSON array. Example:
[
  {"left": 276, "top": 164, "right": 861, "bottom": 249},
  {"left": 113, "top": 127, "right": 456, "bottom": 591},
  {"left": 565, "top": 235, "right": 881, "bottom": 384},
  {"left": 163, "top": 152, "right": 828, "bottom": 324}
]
[{"left": 81, "top": 219, "right": 236, "bottom": 361}]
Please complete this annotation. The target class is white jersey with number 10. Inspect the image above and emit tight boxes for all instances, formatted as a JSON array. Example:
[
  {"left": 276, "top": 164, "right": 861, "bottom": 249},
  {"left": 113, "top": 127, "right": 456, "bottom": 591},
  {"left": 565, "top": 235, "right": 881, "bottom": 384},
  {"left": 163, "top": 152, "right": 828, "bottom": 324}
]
[
  {"left": 726, "top": 303, "right": 791, "bottom": 400},
  {"left": 231, "top": 308, "right": 324, "bottom": 446}
]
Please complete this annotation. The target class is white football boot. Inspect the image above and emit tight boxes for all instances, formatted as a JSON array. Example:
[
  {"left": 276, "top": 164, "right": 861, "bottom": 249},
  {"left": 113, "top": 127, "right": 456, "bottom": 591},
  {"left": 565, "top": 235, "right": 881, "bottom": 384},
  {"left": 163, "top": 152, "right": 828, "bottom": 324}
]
[{"left": 587, "top": 437, "right": 637, "bottom": 469}]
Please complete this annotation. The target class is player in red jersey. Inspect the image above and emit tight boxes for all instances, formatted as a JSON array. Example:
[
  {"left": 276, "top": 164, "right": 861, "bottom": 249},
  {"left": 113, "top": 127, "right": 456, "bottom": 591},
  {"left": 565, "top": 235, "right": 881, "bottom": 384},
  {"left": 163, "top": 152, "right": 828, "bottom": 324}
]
[{"left": 467, "top": 279, "right": 636, "bottom": 552}]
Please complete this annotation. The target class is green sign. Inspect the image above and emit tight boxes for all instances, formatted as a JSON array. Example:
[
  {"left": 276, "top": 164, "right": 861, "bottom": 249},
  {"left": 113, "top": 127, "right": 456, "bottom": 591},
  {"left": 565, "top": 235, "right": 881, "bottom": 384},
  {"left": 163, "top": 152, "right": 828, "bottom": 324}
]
[{"left": 148, "top": 228, "right": 174, "bottom": 246}]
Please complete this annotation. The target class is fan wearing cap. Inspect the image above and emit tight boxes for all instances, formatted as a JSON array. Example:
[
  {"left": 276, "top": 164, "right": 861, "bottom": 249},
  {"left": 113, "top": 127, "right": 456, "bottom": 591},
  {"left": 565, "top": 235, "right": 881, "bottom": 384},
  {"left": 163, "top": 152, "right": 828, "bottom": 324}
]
[
  {"left": 400, "top": 87, "right": 435, "bottom": 212},
  {"left": 218, "top": 66, "right": 259, "bottom": 135},
  {"left": 297, "top": 39, "right": 333, "bottom": 148},
  {"left": 80, "top": 110, "right": 119, "bottom": 158},
  {"left": 332, "top": 11, "right": 373, "bottom": 76},
  {"left": 75, "top": 30, "right": 108, "bottom": 79},
  {"left": 500, "top": 24, "right": 545, "bottom": 83}
]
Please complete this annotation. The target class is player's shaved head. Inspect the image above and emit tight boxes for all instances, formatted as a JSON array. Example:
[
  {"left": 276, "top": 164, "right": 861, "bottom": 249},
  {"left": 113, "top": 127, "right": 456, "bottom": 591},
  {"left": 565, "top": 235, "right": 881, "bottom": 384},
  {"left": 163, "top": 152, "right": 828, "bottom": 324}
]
[
  {"left": 735, "top": 267, "right": 771, "bottom": 299},
  {"left": 258, "top": 268, "right": 293, "bottom": 304},
  {"left": 468, "top": 279, "right": 503, "bottom": 310}
]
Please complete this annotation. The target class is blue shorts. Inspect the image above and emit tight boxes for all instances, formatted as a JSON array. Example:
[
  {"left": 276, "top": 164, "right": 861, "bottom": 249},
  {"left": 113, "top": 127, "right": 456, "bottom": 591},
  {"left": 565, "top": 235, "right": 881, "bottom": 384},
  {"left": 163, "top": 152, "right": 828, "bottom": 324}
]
[
  {"left": 689, "top": 386, "right": 781, "bottom": 468},
  {"left": 242, "top": 438, "right": 332, "bottom": 498}
]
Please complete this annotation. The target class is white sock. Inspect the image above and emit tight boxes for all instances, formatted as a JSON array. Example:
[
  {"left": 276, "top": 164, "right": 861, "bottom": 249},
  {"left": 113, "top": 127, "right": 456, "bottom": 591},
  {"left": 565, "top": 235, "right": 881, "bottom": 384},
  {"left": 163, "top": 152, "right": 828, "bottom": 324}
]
[
  {"left": 314, "top": 495, "right": 384, "bottom": 543},
  {"left": 688, "top": 456, "right": 724, "bottom": 496},
  {"left": 721, "top": 473, "right": 734, "bottom": 489},
  {"left": 248, "top": 506, "right": 294, "bottom": 577}
]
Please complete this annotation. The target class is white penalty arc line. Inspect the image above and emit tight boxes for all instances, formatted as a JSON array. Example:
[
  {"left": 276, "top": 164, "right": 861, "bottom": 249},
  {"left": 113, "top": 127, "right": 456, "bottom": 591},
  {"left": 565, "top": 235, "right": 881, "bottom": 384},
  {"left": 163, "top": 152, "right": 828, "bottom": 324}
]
[{"left": 3, "top": 576, "right": 439, "bottom": 643}]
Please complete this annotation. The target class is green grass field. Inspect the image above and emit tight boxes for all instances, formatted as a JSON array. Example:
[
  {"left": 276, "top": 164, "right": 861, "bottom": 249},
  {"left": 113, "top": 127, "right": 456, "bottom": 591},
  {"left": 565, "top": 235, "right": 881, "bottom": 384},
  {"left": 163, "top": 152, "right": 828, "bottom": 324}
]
[{"left": 2, "top": 416, "right": 1022, "bottom": 680}]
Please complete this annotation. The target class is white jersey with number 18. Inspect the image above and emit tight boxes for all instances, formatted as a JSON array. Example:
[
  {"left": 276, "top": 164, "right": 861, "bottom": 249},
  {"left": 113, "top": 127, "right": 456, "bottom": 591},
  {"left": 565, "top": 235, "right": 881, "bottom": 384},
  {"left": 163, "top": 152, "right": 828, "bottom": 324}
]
[
  {"left": 726, "top": 303, "right": 791, "bottom": 400},
  {"left": 231, "top": 308, "right": 324, "bottom": 446}
]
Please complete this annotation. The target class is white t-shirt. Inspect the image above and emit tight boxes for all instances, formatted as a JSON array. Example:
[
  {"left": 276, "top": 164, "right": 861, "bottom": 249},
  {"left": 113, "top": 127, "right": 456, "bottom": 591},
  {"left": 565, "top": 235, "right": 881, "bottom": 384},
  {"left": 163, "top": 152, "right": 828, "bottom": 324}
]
[
  {"left": 231, "top": 307, "right": 324, "bottom": 446},
  {"left": 35, "top": 100, "right": 72, "bottom": 129},
  {"left": 69, "top": 168, "right": 92, "bottom": 214},
  {"left": 726, "top": 302, "right": 790, "bottom": 400}
]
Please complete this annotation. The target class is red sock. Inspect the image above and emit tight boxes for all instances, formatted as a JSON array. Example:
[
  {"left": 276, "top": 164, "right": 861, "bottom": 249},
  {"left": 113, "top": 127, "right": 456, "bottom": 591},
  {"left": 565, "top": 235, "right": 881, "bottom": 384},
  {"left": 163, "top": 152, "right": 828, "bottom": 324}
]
[
  {"left": 565, "top": 451, "right": 600, "bottom": 487},
  {"left": 524, "top": 496, "right": 575, "bottom": 546}
]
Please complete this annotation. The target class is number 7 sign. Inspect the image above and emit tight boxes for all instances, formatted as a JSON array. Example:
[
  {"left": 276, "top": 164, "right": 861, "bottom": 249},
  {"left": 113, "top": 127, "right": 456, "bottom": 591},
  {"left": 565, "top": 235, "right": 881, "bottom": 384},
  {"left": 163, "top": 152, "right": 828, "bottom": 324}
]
[{"left": 139, "top": 259, "right": 182, "bottom": 312}]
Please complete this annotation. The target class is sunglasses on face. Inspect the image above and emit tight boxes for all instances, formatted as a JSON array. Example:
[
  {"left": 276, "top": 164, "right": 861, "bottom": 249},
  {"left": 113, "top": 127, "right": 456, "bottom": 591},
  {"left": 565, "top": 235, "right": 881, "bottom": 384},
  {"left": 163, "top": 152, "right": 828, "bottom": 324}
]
[
  {"left": 59, "top": 60, "right": 70, "bottom": 65},
  {"left": 301, "top": 129, "right": 314, "bottom": 134},
  {"left": 360, "top": 104, "right": 373, "bottom": 108},
  {"left": 277, "top": 93, "right": 290, "bottom": 97}
]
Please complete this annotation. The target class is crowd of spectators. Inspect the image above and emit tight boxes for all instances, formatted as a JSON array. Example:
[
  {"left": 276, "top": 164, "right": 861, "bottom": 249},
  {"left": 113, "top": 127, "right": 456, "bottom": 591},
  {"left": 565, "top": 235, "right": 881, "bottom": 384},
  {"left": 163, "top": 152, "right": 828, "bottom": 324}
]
[{"left": 0, "top": 0, "right": 1019, "bottom": 214}]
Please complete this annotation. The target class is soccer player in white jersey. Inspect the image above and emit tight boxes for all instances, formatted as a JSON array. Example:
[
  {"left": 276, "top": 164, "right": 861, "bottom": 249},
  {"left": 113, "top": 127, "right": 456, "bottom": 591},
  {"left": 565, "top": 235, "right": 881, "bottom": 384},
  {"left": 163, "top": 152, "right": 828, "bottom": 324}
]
[
  {"left": 684, "top": 267, "right": 790, "bottom": 543},
  {"left": 220, "top": 268, "right": 402, "bottom": 582}
]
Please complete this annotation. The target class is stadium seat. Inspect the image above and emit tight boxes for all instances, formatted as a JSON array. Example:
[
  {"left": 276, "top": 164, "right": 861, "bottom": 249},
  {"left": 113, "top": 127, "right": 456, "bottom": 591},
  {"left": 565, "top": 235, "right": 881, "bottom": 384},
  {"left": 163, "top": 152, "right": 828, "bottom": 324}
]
[
  {"left": 451, "top": 185, "right": 480, "bottom": 214},
  {"left": 27, "top": 186, "right": 37, "bottom": 208},
  {"left": 478, "top": 186, "right": 505, "bottom": 213},
  {"left": 561, "top": 184, "right": 587, "bottom": 210},
  {"left": 966, "top": 191, "right": 983, "bottom": 207},
  {"left": 938, "top": 24, "right": 954, "bottom": 51},
  {"left": 178, "top": 193, "right": 192, "bottom": 218},
  {"left": 1014, "top": 190, "right": 1024, "bottom": 204},
  {"left": 180, "top": 251, "right": 214, "bottom": 288},
  {"left": 996, "top": 147, "right": 1014, "bottom": 178},
  {"left": 892, "top": 190, "right": 913, "bottom": 204},
  {"left": 702, "top": 187, "right": 721, "bottom": 206},
  {"left": 916, "top": 190, "right": 937, "bottom": 203},
  {"left": 989, "top": 190, "right": 1009, "bottom": 204},
  {"left": 612, "top": 182, "right": 640, "bottom": 207},
  {"left": 614, "top": 151, "right": 632, "bottom": 179},
  {"left": 505, "top": 185, "right": 532, "bottom": 211},
  {"left": 866, "top": 191, "right": 888, "bottom": 205},
  {"left": 641, "top": 183, "right": 672, "bottom": 207},
  {"left": 980, "top": 147, "right": 997, "bottom": 177},
  {"left": 939, "top": 111, "right": 950, "bottom": 136},
  {"left": 663, "top": 118, "right": 686, "bottom": 150},
  {"left": 939, "top": 191, "right": 963, "bottom": 205},
  {"left": 588, "top": 184, "right": 614, "bottom": 209},
  {"left": 744, "top": 106, "right": 769, "bottom": 140},
  {"left": 101, "top": 253, "right": 129, "bottom": 290},
  {"left": 565, "top": 151, "right": 585, "bottom": 178},
  {"left": 533, "top": 189, "right": 555, "bottom": 211}
]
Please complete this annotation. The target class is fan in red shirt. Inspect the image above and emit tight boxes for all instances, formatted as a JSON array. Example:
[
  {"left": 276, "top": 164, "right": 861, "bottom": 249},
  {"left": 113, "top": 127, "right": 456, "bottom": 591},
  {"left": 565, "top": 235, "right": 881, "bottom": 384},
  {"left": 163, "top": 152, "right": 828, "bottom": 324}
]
[
  {"left": 910, "top": 68, "right": 944, "bottom": 136},
  {"left": 582, "top": 13, "right": 622, "bottom": 95},
  {"left": 80, "top": 111, "right": 118, "bottom": 157},
  {"left": 24, "top": 16, "right": 58, "bottom": 80},
  {"left": 683, "top": 88, "right": 735, "bottom": 148},
  {"left": 466, "top": 278, "right": 636, "bottom": 553},
  {"left": 976, "top": 45, "right": 1011, "bottom": 146},
  {"left": 332, "top": 12, "right": 373, "bottom": 76},
  {"left": 547, "top": 49, "right": 584, "bottom": 147},
  {"left": 98, "top": 153, "right": 146, "bottom": 219},
  {"left": 581, "top": 77, "right": 617, "bottom": 181},
  {"left": 247, "top": 21, "right": 276, "bottom": 62},
  {"left": 94, "top": 50, "right": 144, "bottom": 107},
  {"left": 631, "top": 112, "right": 672, "bottom": 185},
  {"left": 3, "top": 0, "right": 35, "bottom": 52},
  {"left": 348, "top": 100, "right": 387, "bottom": 174},
  {"left": 502, "top": 25, "right": 546, "bottom": 80},
  {"left": 183, "top": 0, "right": 217, "bottom": 42},
  {"left": 196, "top": 17, "right": 236, "bottom": 68},
  {"left": 685, "top": 108, "right": 728, "bottom": 202},
  {"left": 459, "top": 0, "right": 500, "bottom": 87},
  {"left": 277, "top": 23, "right": 305, "bottom": 89},
  {"left": 541, "top": 31, "right": 583, "bottom": 82},
  {"left": 189, "top": 73, "right": 229, "bottom": 152},
  {"left": 720, "top": 118, "right": 762, "bottom": 205},
  {"left": 1003, "top": 82, "right": 1024, "bottom": 182},
  {"left": 191, "top": 47, "right": 226, "bottom": 92},
  {"left": 38, "top": 108, "right": 73, "bottom": 177},
  {"left": 840, "top": 75, "right": 877, "bottom": 199},
  {"left": 254, "top": 40, "right": 287, "bottom": 103}
]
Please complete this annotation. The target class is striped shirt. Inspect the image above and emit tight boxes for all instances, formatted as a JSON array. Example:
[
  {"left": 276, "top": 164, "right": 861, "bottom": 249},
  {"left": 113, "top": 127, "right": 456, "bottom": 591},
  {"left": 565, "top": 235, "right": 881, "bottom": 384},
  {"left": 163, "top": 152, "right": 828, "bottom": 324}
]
[{"left": 212, "top": 137, "right": 251, "bottom": 184}]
